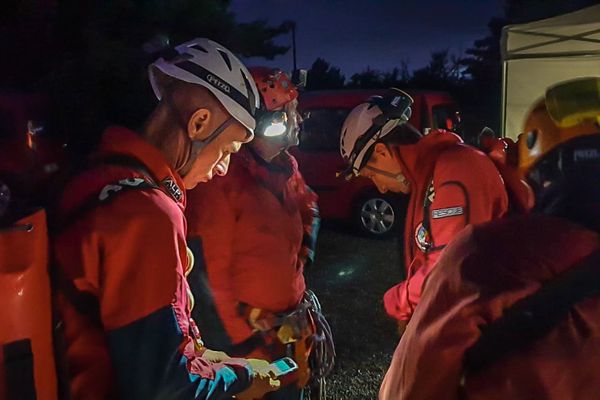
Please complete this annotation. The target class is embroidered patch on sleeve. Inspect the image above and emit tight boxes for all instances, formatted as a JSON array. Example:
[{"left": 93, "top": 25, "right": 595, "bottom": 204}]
[{"left": 431, "top": 206, "right": 464, "bottom": 219}]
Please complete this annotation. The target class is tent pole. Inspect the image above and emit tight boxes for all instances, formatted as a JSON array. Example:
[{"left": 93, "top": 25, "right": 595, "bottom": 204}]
[{"left": 501, "top": 60, "right": 508, "bottom": 138}]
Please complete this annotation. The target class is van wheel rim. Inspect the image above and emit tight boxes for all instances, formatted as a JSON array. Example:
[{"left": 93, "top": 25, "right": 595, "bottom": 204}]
[{"left": 361, "top": 198, "right": 395, "bottom": 234}]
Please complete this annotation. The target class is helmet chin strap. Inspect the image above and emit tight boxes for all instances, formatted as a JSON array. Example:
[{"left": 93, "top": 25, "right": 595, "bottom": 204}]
[
  {"left": 179, "top": 117, "right": 234, "bottom": 177},
  {"left": 160, "top": 87, "right": 237, "bottom": 177},
  {"left": 363, "top": 165, "right": 408, "bottom": 183}
]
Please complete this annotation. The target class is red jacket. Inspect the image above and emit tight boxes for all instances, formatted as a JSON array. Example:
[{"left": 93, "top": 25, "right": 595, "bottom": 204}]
[
  {"left": 384, "top": 130, "right": 508, "bottom": 321},
  {"left": 54, "top": 126, "right": 251, "bottom": 399},
  {"left": 186, "top": 147, "right": 318, "bottom": 354},
  {"left": 380, "top": 215, "right": 600, "bottom": 400}
]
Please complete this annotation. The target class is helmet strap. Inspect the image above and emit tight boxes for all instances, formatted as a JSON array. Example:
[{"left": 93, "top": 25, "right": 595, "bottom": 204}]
[
  {"left": 160, "top": 84, "right": 238, "bottom": 177},
  {"left": 178, "top": 117, "right": 234, "bottom": 177},
  {"left": 363, "top": 165, "right": 407, "bottom": 183}
]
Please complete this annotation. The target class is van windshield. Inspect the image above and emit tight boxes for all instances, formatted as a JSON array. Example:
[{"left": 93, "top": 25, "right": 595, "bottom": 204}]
[
  {"left": 431, "top": 104, "right": 461, "bottom": 134},
  {"left": 299, "top": 108, "right": 350, "bottom": 152}
]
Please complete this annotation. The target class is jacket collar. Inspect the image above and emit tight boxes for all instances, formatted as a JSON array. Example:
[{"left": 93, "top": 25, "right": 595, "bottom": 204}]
[
  {"left": 97, "top": 126, "right": 186, "bottom": 206},
  {"left": 392, "top": 129, "right": 462, "bottom": 190}
]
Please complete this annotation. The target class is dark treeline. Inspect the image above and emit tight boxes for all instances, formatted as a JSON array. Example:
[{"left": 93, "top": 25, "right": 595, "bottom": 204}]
[
  {"left": 305, "top": 0, "right": 598, "bottom": 139},
  {"left": 1, "top": 0, "right": 597, "bottom": 149}
]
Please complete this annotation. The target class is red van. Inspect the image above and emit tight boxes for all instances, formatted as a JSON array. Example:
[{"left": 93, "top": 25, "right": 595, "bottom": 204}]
[{"left": 291, "top": 89, "right": 460, "bottom": 237}]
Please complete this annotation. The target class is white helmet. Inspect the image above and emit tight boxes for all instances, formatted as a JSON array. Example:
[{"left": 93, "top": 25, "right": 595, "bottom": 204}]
[
  {"left": 339, "top": 88, "right": 413, "bottom": 180},
  {"left": 149, "top": 38, "right": 260, "bottom": 133}
]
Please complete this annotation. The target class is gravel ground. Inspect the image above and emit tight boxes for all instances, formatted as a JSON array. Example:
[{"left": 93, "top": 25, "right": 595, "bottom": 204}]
[{"left": 305, "top": 224, "right": 406, "bottom": 400}]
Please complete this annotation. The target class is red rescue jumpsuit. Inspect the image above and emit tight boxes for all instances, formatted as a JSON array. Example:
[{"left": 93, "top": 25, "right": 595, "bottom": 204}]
[
  {"left": 383, "top": 130, "right": 508, "bottom": 322},
  {"left": 186, "top": 146, "right": 318, "bottom": 359},
  {"left": 54, "top": 126, "right": 252, "bottom": 399}
]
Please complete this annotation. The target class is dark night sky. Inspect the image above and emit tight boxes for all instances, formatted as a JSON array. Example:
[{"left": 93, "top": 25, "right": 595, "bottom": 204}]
[{"left": 230, "top": 0, "right": 505, "bottom": 77}]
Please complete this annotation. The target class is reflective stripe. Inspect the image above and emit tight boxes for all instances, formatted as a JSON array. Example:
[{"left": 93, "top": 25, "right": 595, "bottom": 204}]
[{"left": 431, "top": 206, "right": 464, "bottom": 219}]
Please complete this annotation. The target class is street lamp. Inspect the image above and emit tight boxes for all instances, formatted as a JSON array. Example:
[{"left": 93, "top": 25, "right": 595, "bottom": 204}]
[{"left": 282, "top": 20, "right": 297, "bottom": 73}]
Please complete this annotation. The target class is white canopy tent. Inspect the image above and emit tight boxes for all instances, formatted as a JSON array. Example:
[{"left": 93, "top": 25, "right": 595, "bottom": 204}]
[{"left": 501, "top": 5, "right": 600, "bottom": 139}]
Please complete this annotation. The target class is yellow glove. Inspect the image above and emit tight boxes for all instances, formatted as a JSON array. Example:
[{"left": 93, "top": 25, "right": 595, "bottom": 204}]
[
  {"left": 201, "top": 349, "right": 231, "bottom": 363},
  {"left": 235, "top": 359, "right": 281, "bottom": 400}
]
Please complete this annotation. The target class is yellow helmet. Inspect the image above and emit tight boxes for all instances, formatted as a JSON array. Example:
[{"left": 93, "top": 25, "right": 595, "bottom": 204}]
[{"left": 518, "top": 77, "right": 600, "bottom": 175}]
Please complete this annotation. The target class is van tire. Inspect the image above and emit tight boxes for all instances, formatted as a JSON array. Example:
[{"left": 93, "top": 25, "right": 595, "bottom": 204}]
[{"left": 353, "top": 191, "right": 407, "bottom": 239}]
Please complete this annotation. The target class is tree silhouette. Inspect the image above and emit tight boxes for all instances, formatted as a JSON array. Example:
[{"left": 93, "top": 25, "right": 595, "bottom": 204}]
[
  {"left": 2, "top": 0, "right": 292, "bottom": 154},
  {"left": 506, "top": 0, "right": 599, "bottom": 23},
  {"left": 348, "top": 67, "right": 383, "bottom": 89},
  {"left": 87, "top": 1, "right": 289, "bottom": 152},
  {"left": 345, "top": 61, "right": 410, "bottom": 89},
  {"left": 0, "top": 0, "right": 57, "bottom": 90},
  {"left": 411, "top": 50, "right": 463, "bottom": 91},
  {"left": 306, "top": 58, "right": 346, "bottom": 90},
  {"left": 383, "top": 64, "right": 411, "bottom": 88}
]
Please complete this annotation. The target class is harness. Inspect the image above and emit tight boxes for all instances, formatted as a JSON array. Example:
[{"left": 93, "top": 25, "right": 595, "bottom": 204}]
[{"left": 236, "top": 291, "right": 336, "bottom": 396}]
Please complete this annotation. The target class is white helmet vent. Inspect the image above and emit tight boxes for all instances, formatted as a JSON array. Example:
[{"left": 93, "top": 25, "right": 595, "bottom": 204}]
[
  {"left": 218, "top": 50, "right": 233, "bottom": 71},
  {"left": 149, "top": 38, "right": 260, "bottom": 131}
]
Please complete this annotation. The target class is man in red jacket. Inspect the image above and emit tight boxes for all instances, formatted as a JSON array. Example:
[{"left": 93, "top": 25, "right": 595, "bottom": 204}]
[
  {"left": 339, "top": 88, "right": 508, "bottom": 332},
  {"left": 379, "top": 77, "right": 600, "bottom": 399},
  {"left": 186, "top": 67, "right": 331, "bottom": 399},
  {"left": 53, "top": 38, "right": 278, "bottom": 400}
]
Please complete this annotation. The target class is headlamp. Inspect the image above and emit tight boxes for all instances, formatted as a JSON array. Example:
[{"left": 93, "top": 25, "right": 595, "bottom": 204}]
[
  {"left": 264, "top": 122, "right": 287, "bottom": 137},
  {"left": 256, "top": 110, "right": 289, "bottom": 137}
]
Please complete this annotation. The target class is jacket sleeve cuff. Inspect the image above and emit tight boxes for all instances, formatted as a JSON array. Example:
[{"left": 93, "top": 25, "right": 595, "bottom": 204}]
[
  {"left": 384, "top": 283, "right": 411, "bottom": 321},
  {"left": 219, "top": 359, "right": 253, "bottom": 393}
]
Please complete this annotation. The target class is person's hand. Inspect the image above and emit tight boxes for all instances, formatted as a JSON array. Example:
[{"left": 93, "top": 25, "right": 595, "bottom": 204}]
[
  {"left": 246, "top": 359, "right": 272, "bottom": 376},
  {"left": 201, "top": 349, "right": 231, "bottom": 363},
  {"left": 235, "top": 359, "right": 280, "bottom": 400},
  {"left": 397, "top": 320, "right": 408, "bottom": 337}
]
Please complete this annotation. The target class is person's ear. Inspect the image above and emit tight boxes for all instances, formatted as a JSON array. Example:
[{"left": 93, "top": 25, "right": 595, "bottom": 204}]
[
  {"left": 373, "top": 142, "right": 390, "bottom": 158},
  {"left": 188, "top": 108, "right": 212, "bottom": 141}
]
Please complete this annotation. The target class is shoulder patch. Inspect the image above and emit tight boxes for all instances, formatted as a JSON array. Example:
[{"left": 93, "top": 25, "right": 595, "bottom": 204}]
[
  {"left": 414, "top": 222, "right": 431, "bottom": 252},
  {"left": 162, "top": 177, "right": 183, "bottom": 202},
  {"left": 431, "top": 206, "right": 464, "bottom": 219}
]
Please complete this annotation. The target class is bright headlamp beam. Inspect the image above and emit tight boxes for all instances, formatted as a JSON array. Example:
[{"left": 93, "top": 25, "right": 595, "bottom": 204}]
[{"left": 264, "top": 122, "right": 287, "bottom": 137}]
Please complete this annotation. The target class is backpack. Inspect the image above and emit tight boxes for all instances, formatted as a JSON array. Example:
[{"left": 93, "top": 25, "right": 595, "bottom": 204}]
[
  {"left": 0, "top": 155, "right": 158, "bottom": 400},
  {"left": 461, "top": 248, "right": 600, "bottom": 390}
]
